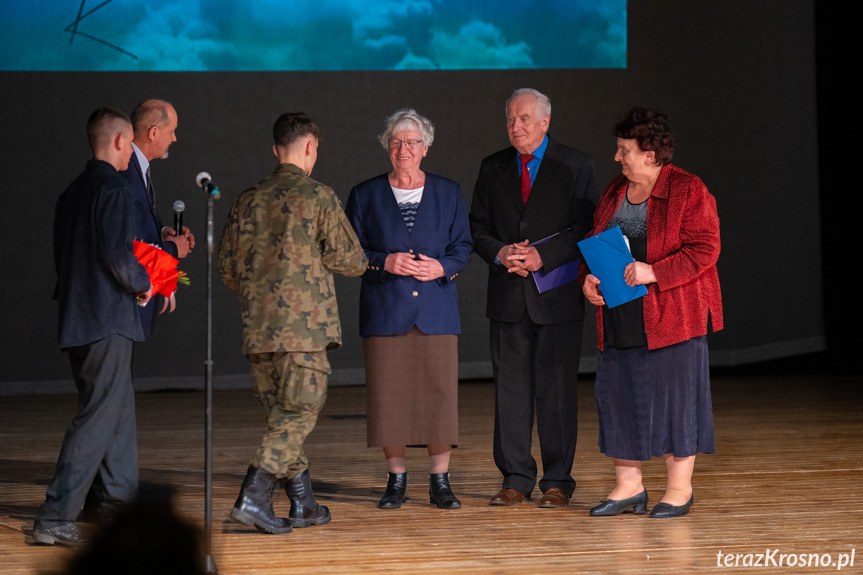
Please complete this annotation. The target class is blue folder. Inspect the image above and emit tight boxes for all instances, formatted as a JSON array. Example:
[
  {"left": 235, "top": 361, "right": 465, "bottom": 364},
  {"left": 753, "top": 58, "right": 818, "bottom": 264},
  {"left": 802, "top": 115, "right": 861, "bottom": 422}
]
[
  {"left": 529, "top": 233, "right": 580, "bottom": 294},
  {"left": 577, "top": 226, "right": 647, "bottom": 308}
]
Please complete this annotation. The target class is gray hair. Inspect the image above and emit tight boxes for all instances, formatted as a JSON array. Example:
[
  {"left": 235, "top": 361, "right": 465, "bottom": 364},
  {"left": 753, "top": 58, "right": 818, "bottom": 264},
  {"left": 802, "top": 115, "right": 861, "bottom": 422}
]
[
  {"left": 378, "top": 108, "right": 434, "bottom": 150},
  {"left": 506, "top": 88, "right": 551, "bottom": 118}
]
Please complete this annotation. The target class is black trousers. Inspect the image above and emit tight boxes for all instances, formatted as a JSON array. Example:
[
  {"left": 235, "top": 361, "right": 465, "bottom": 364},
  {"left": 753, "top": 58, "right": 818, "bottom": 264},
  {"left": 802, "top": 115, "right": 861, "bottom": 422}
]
[
  {"left": 491, "top": 315, "right": 582, "bottom": 496},
  {"left": 35, "top": 335, "right": 137, "bottom": 528}
]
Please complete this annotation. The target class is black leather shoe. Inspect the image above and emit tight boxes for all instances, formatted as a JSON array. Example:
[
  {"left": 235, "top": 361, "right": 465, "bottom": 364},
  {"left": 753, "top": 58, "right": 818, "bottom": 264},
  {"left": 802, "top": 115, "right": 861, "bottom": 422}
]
[
  {"left": 230, "top": 465, "right": 292, "bottom": 533},
  {"left": 378, "top": 472, "right": 407, "bottom": 509},
  {"left": 31, "top": 522, "right": 86, "bottom": 547},
  {"left": 284, "top": 468, "right": 331, "bottom": 528},
  {"left": 590, "top": 490, "right": 649, "bottom": 516},
  {"left": 81, "top": 500, "right": 125, "bottom": 525},
  {"left": 650, "top": 494, "right": 694, "bottom": 518},
  {"left": 429, "top": 473, "right": 461, "bottom": 509}
]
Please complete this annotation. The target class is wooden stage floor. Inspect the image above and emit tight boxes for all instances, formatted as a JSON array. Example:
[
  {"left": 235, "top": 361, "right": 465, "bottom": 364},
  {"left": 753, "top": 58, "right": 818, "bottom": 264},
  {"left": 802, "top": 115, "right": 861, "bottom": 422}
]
[{"left": 2, "top": 372, "right": 861, "bottom": 574}]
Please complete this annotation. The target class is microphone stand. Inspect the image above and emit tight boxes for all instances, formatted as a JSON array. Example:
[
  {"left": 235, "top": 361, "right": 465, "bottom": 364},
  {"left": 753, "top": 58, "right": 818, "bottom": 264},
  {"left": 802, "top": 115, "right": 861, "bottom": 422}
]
[{"left": 203, "top": 185, "right": 219, "bottom": 574}]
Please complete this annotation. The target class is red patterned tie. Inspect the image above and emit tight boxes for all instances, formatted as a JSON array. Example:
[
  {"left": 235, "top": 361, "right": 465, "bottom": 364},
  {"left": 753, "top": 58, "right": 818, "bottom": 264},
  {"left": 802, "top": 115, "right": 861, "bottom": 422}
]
[{"left": 520, "top": 154, "right": 534, "bottom": 204}]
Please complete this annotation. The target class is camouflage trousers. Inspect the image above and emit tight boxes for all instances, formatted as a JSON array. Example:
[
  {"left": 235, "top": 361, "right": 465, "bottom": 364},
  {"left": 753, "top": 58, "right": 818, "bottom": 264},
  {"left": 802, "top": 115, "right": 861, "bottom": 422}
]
[{"left": 247, "top": 350, "right": 330, "bottom": 480}]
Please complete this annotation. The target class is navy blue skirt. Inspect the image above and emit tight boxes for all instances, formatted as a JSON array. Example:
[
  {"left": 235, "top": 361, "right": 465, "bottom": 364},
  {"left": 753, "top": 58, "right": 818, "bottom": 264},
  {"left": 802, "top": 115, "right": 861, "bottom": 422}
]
[{"left": 595, "top": 336, "right": 715, "bottom": 460}]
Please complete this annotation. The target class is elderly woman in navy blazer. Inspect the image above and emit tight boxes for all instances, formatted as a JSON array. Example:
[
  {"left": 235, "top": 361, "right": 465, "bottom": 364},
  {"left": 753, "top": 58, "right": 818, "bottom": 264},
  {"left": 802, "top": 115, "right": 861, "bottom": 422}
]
[{"left": 346, "top": 109, "right": 472, "bottom": 510}]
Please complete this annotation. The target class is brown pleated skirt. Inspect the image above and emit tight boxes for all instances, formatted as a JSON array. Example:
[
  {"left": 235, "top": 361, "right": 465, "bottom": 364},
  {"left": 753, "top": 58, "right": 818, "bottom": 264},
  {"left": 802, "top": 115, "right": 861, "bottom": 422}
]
[{"left": 363, "top": 327, "right": 458, "bottom": 448}]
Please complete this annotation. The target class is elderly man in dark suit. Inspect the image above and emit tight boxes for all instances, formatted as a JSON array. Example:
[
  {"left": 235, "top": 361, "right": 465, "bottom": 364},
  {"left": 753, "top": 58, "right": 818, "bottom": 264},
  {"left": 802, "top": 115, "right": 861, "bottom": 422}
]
[
  {"left": 32, "top": 108, "right": 153, "bottom": 546},
  {"left": 470, "top": 88, "right": 598, "bottom": 508},
  {"left": 121, "top": 99, "right": 194, "bottom": 337}
]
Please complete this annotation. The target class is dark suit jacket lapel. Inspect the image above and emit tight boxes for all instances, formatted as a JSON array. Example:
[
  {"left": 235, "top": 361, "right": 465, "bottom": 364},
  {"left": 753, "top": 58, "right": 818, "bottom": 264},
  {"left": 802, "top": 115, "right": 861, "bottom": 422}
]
[
  {"left": 496, "top": 149, "right": 524, "bottom": 214},
  {"left": 130, "top": 153, "right": 161, "bottom": 229},
  {"left": 129, "top": 152, "right": 146, "bottom": 188},
  {"left": 524, "top": 136, "right": 563, "bottom": 217}
]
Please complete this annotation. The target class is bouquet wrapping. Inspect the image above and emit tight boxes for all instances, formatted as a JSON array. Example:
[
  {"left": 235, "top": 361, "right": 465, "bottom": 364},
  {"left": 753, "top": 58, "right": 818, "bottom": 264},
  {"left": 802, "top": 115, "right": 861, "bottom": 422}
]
[
  {"left": 133, "top": 240, "right": 188, "bottom": 312},
  {"left": 134, "top": 240, "right": 181, "bottom": 296}
]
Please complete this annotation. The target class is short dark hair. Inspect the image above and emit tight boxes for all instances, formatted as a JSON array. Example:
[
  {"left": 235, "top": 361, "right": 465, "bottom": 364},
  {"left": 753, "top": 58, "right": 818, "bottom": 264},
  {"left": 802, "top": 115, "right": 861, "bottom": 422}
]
[
  {"left": 87, "top": 107, "right": 132, "bottom": 152},
  {"left": 613, "top": 107, "right": 675, "bottom": 165},
  {"left": 130, "top": 99, "right": 172, "bottom": 135},
  {"left": 273, "top": 112, "right": 321, "bottom": 148}
]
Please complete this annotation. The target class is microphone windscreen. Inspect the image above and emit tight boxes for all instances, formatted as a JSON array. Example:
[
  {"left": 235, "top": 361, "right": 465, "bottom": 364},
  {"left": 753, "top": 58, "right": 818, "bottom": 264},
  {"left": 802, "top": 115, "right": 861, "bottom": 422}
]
[{"left": 173, "top": 200, "right": 186, "bottom": 213}]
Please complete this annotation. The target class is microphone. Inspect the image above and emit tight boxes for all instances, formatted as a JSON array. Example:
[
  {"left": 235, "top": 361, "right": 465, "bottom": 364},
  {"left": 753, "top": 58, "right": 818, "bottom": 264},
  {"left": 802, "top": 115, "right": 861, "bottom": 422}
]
[
  {"left": 173, "top": 200, "right": 185, "bottom": 236},
  {"left": 195, "top": 171, "right": 221, "bottom": 199}
]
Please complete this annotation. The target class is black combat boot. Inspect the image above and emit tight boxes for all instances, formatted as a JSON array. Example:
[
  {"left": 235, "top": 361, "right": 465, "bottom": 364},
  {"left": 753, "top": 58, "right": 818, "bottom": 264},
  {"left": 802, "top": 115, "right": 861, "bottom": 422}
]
[
  {"left": 378, "top": 472, "right": 407, "bottom": 509},
  {"left": 283, "top": 468, "right": 331, "bottom": 528},
  {"left": 229, "top": 465, "right": 292, "bottom": 534},
  {"left": 429, "top": 472, "right": 461, "bottom": 509}
]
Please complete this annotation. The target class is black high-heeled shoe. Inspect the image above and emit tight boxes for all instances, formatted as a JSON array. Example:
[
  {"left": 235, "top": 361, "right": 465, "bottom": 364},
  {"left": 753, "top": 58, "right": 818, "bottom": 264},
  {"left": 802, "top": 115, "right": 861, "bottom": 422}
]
[
  {"left": 378, "top": 472, "right": 407, "bottom": 509},
  {"left": 429, "top": 472, "right": 461, "bottom": 509},
  {"left": 589, "top": 490, "right": 649, "bottom": 516},
  {"left": 649, "top": 494, "right": 694, "bottom": 518}
]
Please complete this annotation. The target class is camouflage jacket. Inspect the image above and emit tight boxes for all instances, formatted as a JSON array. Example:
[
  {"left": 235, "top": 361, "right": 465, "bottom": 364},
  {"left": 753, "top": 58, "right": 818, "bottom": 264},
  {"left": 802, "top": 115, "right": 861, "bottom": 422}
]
[{"left": 218, "top": 163, "right": 368, "bottom": 354}]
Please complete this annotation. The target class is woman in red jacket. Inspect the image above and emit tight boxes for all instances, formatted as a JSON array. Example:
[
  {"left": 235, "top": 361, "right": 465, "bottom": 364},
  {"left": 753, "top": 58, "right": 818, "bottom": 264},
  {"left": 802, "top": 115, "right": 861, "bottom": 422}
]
[{"left": 582, "top": 107, "right": 723, "bottom": 518}]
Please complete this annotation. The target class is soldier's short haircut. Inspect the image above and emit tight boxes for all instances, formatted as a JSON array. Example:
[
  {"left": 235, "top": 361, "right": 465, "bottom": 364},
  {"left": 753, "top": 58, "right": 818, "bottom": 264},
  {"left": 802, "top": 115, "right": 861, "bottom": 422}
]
[
  {"left": 130, "top": 99, "right": 172, "bottom": 135},
  {"left": 87, "top": 107, "right": 132, "bottom": 153},
  {"left": 273, "top": 112, "right": 321, "bottom": 148}
]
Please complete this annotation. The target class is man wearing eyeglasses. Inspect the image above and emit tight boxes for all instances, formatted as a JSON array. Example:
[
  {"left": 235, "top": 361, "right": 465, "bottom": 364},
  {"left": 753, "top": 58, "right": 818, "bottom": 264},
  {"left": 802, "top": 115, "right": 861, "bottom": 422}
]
[{"left": 469, "top": 88, "right": 598, "bottom": 509}]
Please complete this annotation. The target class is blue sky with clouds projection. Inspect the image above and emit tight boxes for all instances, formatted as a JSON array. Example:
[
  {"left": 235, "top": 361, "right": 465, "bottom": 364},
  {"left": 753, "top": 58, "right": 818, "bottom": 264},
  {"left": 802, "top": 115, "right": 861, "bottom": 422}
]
[{"left": 0, "top": 0, "right": 626, "bottom": 71}]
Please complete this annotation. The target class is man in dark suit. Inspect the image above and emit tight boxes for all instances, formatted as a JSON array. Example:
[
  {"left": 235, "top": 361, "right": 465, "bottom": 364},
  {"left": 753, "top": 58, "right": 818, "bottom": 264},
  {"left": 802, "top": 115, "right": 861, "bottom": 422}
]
[
  {"left": 121, "top": 99, "right": 194, "bottom": 337},
  {"left": 470, "top": 88, "right": 598, "bottom": 508},
  {"left": 33, "top": 108, "right": 153, "bottom": 546}
]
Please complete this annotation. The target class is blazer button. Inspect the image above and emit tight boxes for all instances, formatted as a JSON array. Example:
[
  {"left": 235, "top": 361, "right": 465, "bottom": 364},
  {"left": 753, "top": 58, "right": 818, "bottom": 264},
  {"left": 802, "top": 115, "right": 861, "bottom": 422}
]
[
  {"left": 409, "top": 249, "right": 415, "bottom": 254},
  {"left": 412, "top": 291, "right": 419, "bottom": 297}
]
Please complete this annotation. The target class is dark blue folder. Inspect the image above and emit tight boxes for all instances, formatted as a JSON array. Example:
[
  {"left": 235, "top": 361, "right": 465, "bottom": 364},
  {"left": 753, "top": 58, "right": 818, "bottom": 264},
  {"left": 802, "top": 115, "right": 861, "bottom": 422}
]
[
  {"left": 577, "top": 226, "right": 647, "bottom": 308},
  {"left": 529, "top": 233, "right": 580, "bottom": 294}
]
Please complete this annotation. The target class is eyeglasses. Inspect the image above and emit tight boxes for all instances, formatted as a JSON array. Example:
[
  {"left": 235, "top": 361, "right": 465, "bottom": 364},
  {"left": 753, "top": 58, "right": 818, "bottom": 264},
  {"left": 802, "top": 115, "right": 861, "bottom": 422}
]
[{"left": 388, "top": 139, "right": 423, "bottom": 150}]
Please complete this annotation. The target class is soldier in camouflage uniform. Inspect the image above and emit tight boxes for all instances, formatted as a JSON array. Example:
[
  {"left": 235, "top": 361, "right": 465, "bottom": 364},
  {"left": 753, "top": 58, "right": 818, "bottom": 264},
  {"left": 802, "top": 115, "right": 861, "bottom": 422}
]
[{"left": 218, "top": 112, "right": 367, "bottom": 534}]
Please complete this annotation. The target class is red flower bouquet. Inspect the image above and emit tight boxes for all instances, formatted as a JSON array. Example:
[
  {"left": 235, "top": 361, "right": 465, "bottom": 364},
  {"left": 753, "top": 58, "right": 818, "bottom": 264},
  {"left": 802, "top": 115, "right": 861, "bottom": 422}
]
[{"left": 133, "top": 240, "right": 189, "bottom": 312}]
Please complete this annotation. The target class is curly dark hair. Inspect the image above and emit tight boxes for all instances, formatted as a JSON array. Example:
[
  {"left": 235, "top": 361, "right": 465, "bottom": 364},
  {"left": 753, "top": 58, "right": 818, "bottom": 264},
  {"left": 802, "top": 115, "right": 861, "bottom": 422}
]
[{"left": 613, "top": 107, "right": 675, "bottom": 165}]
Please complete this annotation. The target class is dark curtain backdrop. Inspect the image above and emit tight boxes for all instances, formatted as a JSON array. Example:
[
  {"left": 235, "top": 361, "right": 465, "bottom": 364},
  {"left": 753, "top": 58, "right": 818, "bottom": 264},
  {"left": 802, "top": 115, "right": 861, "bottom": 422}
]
[{"left": 0, "top": 1, "right": 825, "bottom": 393}]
